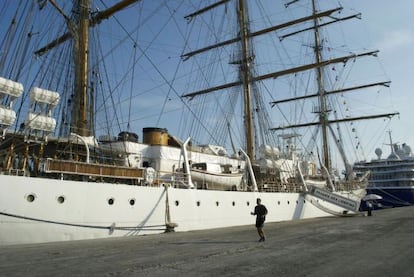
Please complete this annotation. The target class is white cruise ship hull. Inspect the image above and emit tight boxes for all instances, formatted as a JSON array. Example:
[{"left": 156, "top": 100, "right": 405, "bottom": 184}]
[{"left": 0, "top": 175, "right": 352, "bottom": 246}]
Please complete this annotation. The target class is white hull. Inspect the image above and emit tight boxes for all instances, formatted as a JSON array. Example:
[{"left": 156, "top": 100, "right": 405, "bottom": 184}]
[{"left": 0, "top": 175, "right": 354, "bottom": 246}]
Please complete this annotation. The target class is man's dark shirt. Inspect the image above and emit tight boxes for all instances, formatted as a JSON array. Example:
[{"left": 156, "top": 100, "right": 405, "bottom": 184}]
[{"left": 254, "top": 204, "right": 268, "bottom": 227}]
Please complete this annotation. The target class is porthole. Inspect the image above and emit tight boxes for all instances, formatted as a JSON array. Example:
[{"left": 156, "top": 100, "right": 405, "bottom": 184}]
[
  {"left": 296, "top": 200, "right": 298, "bottom": 204},
  {"left": 129, "top": 199, "right": 135, "bottom": 206},
  {"left": 303, "top": 200, "right": 306, "bottom": 203},
  {"left": 57, "top": 196, "right": 65, "bottom": 204},
  {"left": 175, "top": 200, "right": 179, "bottom": 206},
  {"left": 232, "top": 201, "right": 235, "bottom": 206},
  {"left": 277, "top": 201, "right": 280, "bottom": 205},
  {"left": 108, "top": 198, "right": 115, "bottom": 205},
  {"left": 216, "top": 201, "right": 219, "bottom": 207},
  {"left": 287, "top": 201, "right": 290, "bottom": 205},
  {"left": 26, "top": 194, "right": 36, "bottom": 203},
  {"left": 196, "top": 201, "right": 201, "bottom": 206},
  {"left": 247, "top": 201, "right": 250, "bottom": 206}
]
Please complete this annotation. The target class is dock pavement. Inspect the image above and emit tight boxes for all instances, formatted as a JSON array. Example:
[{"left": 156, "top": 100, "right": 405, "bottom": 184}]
[{"left": 0, "top": 206, "right": 413, "bottom": 277}]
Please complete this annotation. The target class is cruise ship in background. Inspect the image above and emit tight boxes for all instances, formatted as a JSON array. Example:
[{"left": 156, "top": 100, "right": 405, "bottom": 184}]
[{"left": 354, "top": 133, "right": 414, "bottom": 208}]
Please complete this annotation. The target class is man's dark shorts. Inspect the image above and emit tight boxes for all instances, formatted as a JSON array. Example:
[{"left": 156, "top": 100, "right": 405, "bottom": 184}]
[{"left": 256, "top": 217, "right": 265, "bottom": 228}]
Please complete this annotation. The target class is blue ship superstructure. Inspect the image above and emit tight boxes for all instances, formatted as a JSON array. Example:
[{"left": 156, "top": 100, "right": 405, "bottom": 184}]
[{"left": 354, "top": 136, "right": 414, "bottom": 207}]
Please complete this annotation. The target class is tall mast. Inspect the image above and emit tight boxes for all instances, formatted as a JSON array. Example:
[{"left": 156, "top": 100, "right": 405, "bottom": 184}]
[
  {"left": 36, "top": 0, "right": 141, "bottom": 137},
  {"left": 72, "top": 0, "right": 90, "bottom": 136},
  {"left": 238, "top": 0, "right": 254, "bottom": 160},
  {"left": 312, "top": 0, "right": 330, "bottom": 171},
  {"left": 181, "top": 1, "right": 398, "bottom": 163}
]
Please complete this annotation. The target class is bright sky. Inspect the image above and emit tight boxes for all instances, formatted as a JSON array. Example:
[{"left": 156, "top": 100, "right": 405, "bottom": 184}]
[
  {"left": 0, "top": 0, "right": 413, "bottom": 162},
  {"left": 347, "top": 0, "right": 414, "bottom": 157},
  {"left": 170, "top": 0, "right": 414, "bottom": 161}
]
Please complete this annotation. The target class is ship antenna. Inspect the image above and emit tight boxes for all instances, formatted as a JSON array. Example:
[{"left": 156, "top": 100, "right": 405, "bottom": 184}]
[{"left": 387, "top": 130, "right": 394, "bottom": 154}]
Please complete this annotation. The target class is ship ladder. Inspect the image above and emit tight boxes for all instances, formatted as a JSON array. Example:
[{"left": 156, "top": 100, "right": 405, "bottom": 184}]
[{"left": 304, "top": 193, "right": 362, "bottom": 217}]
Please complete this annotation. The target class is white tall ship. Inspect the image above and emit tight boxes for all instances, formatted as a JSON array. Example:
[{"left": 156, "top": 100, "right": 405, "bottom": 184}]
[{"left": 0, "top": 0, "right": 396, "bottom": 245}]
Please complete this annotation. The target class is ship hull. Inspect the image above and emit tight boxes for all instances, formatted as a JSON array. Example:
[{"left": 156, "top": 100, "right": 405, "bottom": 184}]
[
  {"left": 366, "top": 187, "right": 414, "bottom": 207},
  {"left": 0, "top": 174, "right": 352, "bottom": 246}
]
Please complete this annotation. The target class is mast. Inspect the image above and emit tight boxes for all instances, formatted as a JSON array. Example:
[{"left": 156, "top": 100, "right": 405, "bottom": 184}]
[
  {"left": 388, "top": 130, "right": 395, "bottom": 154},
  {"left": 36, "top": 0, "right": 141, "bottom": 137},
  {"left": 312, "top": 0, "right": 330, "bottom": 171},
  {"left": 267, "top": 0, "right": 399, "bottom": 176},
  {"left": 238, "top": 0, "right": 254, "bottom": 160},
  {"left": 73, "top": 0, "right": 90, "bottom": 136},
  {"left": 182, "top": 1, "right": 395, "bottom": 166}
]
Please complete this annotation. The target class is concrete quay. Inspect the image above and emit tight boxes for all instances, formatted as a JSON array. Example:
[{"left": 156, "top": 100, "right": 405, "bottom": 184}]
[{"left": 0, "top": 206, "right": 413, "bottom": 277}]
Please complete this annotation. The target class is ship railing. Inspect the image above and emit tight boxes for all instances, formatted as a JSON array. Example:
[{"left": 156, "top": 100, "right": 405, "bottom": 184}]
[
  {"left": 43, "top": 158, "right": 144, "bottom": 180},
  {"left": 7, "top": 168, "right": 26, "bottom": 176},
  {"left": 332, "top": 180, "right": 367, "bottom": 192},
  {"left": 169, "top": 171, "right": 194, "bottom": 188},
  {"left": 258, "top": 182, "right": 306, "bottom": 193}
]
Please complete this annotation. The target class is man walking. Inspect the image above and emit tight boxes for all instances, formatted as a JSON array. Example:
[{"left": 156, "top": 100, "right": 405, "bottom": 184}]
[{"left": 251, "top": 198, "right": 268, "bottom": 242}]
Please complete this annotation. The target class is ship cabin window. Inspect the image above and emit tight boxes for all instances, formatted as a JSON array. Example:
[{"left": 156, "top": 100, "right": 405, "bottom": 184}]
[
  {"left": 196, "top": 201, "right": 201, "bottom": 206},
  {"left": 269, "top": 168, "right": 277, "bottom": 175},
  {"left": 129, "top": 199, "right": 135, "bottom": 206},
  {"left": 192, "top": 163, "right": 207, "bottom": 170},
  {"left": 175, "top": 200, "right": 179, "bottom": 206},
  {"left": 232, "top": 201, "right": 235, "bottom": 206},
  {"left": 247, "top": 201, "right": 250, "bottom": 206},
  {"left": 143, "top": 161, "right": 150, "bottom": 168},
  {"left": 108, "top": 198, "right": 114, "bottom": 205},
  {"left": 216, "top": 201, "right": 219, "bottom": 206},
  {"left": 277, "top": 201, "right": 280, "bottom": 205},
  {"left": 221, "top": 164, "right": 232, "bottom": 174},
  {"left": 192, "top": 163, "right": 225, "bottom": 173}
]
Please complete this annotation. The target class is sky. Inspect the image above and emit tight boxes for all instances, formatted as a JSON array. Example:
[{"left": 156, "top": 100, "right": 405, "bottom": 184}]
[
  {"left": 345, "top": 0, "right": 414, "bottom": 157},
  {"left": 0, "top": 0, "right": 413, "bottom": 163},
  {"left": 170, "top": 0, "right": 414, "bottom": 161}
]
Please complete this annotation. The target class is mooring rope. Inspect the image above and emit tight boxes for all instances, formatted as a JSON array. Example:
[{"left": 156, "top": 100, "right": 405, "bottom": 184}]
[{"left": 0, "top": 211, "right": 166, "bottom": 231}]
